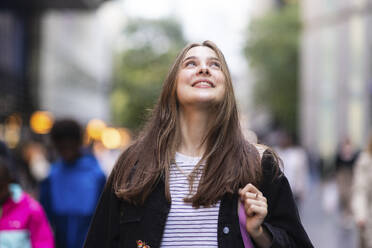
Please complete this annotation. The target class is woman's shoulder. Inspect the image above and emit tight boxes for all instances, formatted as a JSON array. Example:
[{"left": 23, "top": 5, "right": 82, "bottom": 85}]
[
  {"left": 253, "top": 144, "right": 268, "bottom": 159},
  {"left": 253, "top": 144, "right": 279, "bottom": 167},
  {"left": 252, "top": 144, "right": 283, "bottom": 183}
]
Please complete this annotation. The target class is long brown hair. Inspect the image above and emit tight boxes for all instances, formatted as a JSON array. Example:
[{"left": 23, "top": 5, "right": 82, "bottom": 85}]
[{"left": 112, "top": 41, "right": 263, "bottom": 207}]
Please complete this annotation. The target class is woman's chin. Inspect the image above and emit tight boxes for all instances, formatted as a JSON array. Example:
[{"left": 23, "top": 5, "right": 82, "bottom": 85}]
[
  {"left": 180, "top": 98, "right": 221, "bottom": 109},
  {"left": 185, "top": 92, "right": 223, "bottom": 103}
]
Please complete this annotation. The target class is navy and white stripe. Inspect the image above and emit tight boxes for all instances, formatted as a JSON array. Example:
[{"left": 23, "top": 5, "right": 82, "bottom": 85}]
[{"left": 160, "top": 152, "right": 220, "bottom": 248}]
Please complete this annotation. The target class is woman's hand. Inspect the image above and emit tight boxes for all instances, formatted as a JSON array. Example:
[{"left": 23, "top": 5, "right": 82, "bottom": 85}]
[{"left": 239, "top": 183, "right": 271, "bottom": 248}]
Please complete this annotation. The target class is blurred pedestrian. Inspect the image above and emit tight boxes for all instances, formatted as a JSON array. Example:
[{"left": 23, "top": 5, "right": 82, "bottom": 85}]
[
  {"left": 335, "top": 137, "right": 359, "bottom": 223},
  {"left": 352, "top": 133, "right": 372, "bottom": 248},
  {"left": 0, "top": 141, "right": 54, "bottom": 248},
  {"left": 275, "top": 131, "right": 309, "bottom": 209},
  {"left": 84, "top": 41, "right": 313, "bottom": 248},
  {"left": 13, "top": 141, "right": 50, "bottom": 198},
  {"left": 40, "top": 119, "right": 106, "bottom": 248},
  {"left": 0, "top": 141, "right": 15, "bottom": 178}
]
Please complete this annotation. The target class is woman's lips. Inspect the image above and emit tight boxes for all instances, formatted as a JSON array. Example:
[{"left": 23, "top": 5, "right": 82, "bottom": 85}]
[{"left": 192, "top": 80, "right": 215, "bottom": 88}]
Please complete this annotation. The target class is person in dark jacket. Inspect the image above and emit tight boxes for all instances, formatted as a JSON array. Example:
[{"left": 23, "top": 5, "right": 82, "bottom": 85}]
[
  {"left": 84, "top": 41, "right": 313, "bottom": 248},
  {"left": 40, "top": 119, "right": 106, "bottom": 248}
]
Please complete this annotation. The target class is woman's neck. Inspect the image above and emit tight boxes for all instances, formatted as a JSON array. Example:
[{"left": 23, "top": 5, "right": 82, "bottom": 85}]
[{"left": 177, "top": 107, "right": 213, "bottom": 157}]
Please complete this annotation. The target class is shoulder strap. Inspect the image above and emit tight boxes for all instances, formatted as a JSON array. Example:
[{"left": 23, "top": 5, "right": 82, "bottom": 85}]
[
  {"left": 238, "top": 144, "right": 269, "bottom": 248},
  {"left": 254, "top": 144, "right": 268, "bottom": 160},
  {"left": 238, "top": 202, "right": 254, "bottom": 248}
]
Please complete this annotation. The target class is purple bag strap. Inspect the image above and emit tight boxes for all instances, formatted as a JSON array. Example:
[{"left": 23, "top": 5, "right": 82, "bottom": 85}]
[
  {"left": 238, "top": 144, "right": 265, "bottom": 247},
  {"left": 238, "top": 201, "right": 255, "bottom": 248}
]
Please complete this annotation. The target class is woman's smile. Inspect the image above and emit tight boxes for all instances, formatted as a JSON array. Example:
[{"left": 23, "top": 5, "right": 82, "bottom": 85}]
[
  {"left": 191, "top": 79, "right": 215, "bottom": 88},
  {"left": 176, "top": 46, "right": 226, "bottom": 107}
]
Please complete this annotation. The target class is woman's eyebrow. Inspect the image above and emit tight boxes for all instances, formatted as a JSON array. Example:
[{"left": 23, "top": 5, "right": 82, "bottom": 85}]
[
  {"left": 209, "top": 57, "right": 220, "bottom": 62},
  {"left": 183, "top": 56, "right": 220, "bottom": 62},
  {"left": 183, "top": 56, "right": 197, "bottom": 62}
]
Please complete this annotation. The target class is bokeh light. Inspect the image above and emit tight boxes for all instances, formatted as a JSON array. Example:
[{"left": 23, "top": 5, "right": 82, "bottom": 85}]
[
  {"left": 101, "top": 127, "right": 121, "bottom": 149},
  {"left": 5, "top": 113, "right": 23, "bottom": 148},
  {"left": 30, "top": 111, "right": 54, "bottom": 135},
  {"left": 86, "top": 119, "right": 106, "bottom": 140},
  {"left": 118, "top": 128, "right": 131, "bottom": 148}
]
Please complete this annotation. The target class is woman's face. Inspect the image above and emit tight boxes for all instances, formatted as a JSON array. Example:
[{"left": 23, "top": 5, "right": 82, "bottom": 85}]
[{"left": 176, "top": 46, "right": 226, "bottom": 108}]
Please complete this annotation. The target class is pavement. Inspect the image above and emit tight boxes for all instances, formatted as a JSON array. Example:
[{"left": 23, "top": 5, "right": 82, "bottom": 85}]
[{"left": 300, "top": 178, "right": 358, "bottom": 248}]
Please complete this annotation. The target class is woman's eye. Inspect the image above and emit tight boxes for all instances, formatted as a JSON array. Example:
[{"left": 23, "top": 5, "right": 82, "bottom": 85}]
[
  {"left": 185, "top": 61, "right": 196, "bottom": 67},
  {"left": 211, "top": 62, "right": 221, "bottom": 68}
]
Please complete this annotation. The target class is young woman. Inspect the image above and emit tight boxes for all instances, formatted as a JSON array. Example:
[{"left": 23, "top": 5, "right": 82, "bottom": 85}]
[{"left": 84, "top": 41, "right": 313, "bottom": 248}]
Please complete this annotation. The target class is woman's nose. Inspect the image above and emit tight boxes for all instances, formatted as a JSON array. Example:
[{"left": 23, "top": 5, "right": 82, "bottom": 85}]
[{"left": 198, "top": 65, "right": 210, "bottom": 75}]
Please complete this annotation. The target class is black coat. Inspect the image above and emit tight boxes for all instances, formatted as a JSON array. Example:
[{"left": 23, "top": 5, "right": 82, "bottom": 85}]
[{"left": 84, "top": 151, "right": 314, "bottom": 248}]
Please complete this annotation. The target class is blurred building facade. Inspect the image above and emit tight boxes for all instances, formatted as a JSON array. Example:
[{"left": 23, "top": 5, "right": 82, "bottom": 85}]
[
  {"left": 39, "top": 11, "right": 112, "bottom": 123},
  {"left": 301, "top": 0, "right": 372, "bottom": 161},
  {"left": 0, "top": 12, "right": 39, "bottom": 121},
  {"left": 247, "top": 0, "right": 293, "bottom": 138},
  {"left": 0, "top": 0, "right": 111, "bottom": 134}
]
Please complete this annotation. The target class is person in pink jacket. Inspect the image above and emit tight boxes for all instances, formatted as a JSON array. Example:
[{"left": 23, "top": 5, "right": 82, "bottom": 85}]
[{"left": 0, "top": 152, "right": 55, "bottom": 248}]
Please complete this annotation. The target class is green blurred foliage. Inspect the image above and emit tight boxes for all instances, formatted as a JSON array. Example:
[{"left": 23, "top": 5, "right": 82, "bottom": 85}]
[
  {"left": 244, "top": 4, "right": 300, "bottom": 134},
  {"left": 111, "top": 18, "right": 186, "bottom": 132}
]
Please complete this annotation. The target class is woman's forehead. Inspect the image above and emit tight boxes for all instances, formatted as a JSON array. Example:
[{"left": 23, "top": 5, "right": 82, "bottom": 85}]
[{"left": 184, "top": 46, "right": 218, "bottom": 59}]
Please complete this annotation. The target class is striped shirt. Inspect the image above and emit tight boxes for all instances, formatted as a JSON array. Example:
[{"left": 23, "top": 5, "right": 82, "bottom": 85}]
[{"left": 160, "top": 152, "right": 220, "bottom": 248}]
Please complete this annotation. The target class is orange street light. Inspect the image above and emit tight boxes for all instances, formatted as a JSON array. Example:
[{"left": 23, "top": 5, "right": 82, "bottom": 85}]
[
  {"left": 86, "top": 119, "right": 106, "bottom": 140},
  {"left": 5, "top": 113, "right": 23, "bottom": 148},
  {"left": 118, "top": 128, "right": 131, "bottom": 148},
  {"left": 101, "top": 127, "right": 121, "bottom": 149},
  {"left": 30, "top": 111, "right": 54, "bottom": 135}
]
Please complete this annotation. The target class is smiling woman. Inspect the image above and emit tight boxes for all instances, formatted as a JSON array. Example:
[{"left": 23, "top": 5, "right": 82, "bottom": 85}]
[
  {"left": 83, "top": 41, "right": 314, "bottom": 248},
  {"left": 176, "top": 46, "right": 226, "bottom": 107}
]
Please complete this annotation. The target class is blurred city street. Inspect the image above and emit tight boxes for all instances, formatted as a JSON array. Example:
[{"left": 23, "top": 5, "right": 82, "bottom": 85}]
[
  {"left": 302, "top": 178, "right": 358, "bottom": 248},
  {"left": 1, "top": 0, "right": 372, "bottom": 247}
]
